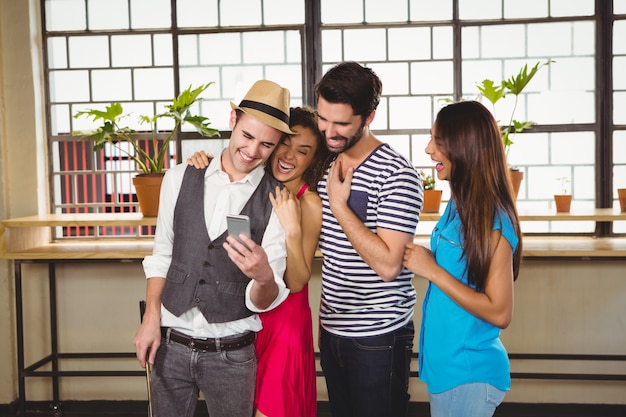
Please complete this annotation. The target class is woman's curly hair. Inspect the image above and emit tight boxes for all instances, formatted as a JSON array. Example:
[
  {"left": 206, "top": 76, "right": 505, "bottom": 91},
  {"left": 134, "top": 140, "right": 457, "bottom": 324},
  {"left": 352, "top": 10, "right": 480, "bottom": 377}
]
[{"left": 265, "top": 106, "right": 334, "bottom": 190}]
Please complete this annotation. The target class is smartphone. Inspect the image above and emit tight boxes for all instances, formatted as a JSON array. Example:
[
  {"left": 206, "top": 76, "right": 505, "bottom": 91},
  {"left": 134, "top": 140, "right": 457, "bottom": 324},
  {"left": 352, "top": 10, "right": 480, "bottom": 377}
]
[{"left": 227, "top": 214, "right": 251, "bottom": 249}]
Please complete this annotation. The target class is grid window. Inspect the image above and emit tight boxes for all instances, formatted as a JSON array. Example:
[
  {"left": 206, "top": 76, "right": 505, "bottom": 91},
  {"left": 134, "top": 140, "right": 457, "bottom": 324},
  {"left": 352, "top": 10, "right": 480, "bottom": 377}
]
[{"left": 43, "top": 0, "right": 624, "bottom": 237}]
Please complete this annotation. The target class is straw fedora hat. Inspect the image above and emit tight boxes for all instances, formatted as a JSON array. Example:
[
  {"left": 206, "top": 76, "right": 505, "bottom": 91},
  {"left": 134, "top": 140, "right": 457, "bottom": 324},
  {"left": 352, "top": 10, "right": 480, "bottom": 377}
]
[{"left": 230, "top": 80, "right": 296, "bottom": 134}]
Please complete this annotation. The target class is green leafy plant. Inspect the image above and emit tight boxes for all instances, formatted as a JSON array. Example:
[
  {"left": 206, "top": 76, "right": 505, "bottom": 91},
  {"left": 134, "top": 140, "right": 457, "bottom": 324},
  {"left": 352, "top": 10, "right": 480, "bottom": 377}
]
[
  {"left": 73, "top": 83, "right": 220, "bottom": 174},
  {"left": 476, "top": 60, "right": 553, "bottom": 160},
  {"left": 421, "top": 170, "right": 436, "bottom": 190}
]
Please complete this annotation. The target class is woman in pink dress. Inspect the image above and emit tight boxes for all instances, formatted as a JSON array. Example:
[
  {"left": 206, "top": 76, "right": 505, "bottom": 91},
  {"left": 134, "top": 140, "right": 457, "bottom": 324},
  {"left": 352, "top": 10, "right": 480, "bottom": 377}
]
[
  {"left": 254, "top": 107, "right": 332, "bottom": 417},
  {"left": 188, "top": 107, "right": 333, "bottom": 417}
]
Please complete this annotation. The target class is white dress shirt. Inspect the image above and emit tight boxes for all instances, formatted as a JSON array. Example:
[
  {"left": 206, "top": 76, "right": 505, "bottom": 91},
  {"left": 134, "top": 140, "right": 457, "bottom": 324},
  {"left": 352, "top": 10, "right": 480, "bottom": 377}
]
[{"left": 142, "top": 151, "right": 288, "bottom": 338}]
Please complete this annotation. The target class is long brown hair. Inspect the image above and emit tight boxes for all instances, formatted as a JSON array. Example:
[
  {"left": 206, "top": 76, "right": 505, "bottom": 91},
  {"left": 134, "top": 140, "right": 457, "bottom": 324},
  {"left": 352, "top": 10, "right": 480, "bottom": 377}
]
[{"left": 433, "top": 101, "right": 522, "bottom": 290}]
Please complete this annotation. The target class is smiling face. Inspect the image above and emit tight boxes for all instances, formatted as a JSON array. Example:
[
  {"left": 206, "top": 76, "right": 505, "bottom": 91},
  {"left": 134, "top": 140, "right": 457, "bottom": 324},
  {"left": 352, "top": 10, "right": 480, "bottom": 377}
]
[
  {"left": 270, "top": 124, "right": 318, "bottom": 185},
  {"left": 223, "top": 110, "right": 283, "bottom": 181},
  {"left": 425, "top": 124, "right": 452, "bottom": 182},
  {"left": 316, "top": 97, "right": 366, "bottom": 154}
]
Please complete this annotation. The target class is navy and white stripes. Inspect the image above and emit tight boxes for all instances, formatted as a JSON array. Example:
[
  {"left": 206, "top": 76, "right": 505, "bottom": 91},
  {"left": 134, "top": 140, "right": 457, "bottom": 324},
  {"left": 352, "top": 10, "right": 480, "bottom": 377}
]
[{"left": 318, "top": 143, "right": 423, "bottom": 337}]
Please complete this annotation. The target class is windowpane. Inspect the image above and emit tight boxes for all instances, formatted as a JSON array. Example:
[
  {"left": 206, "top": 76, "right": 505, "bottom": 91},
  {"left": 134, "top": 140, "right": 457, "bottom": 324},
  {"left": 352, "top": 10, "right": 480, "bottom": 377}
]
[
  {"left": 615, "top": 21, "right": 626, "bottom": 55},
  {"left": 409, "top": 0, "right": 452, "bottom": 21},
  {"left": 177, "top": 0, "right": 219, "bottom": 27},
  {"left": 51, "top": 104, "right": 71, "bottom": 135},
  {"left": 91, "top": 69, "right": 133, "bottom": 101},
  {"left": 528, "top": 22, "right": 593, "bottom": 57},
  {"left": 411, "top": 133, "right": 431, "bottom": 165},
  {"left": 321, "top": 0, "right": 363, "bottom": 24},
  {"left": 616, "top": 0, "right": 626, "bottom": 14},
  {"left": 154, "top": 35, "right": 174, "bottom": 66},
  {"left": 388, "top": 27, "right": 431, "bottom": 61},
  {"left": 133, "top": 68, "right": 175, "bottom": 100},
  {"left": 243, "top": 31, "right": 289, "bottom": 64},
  {"left": 615, "top": 132, "right": 626, "bottom": 164},
  {"left": 321, "top": 30, "right": 343, "bottom": 62},
  {"left": 551, "top": 57, "right": 595, "bottom": 92},
  {"left": 373, "top": 62, "right": 410, "bottom": 95},
  {"left": 459, "top": 0, "right": 502, "bottom": 20},
  {"left": 530, "top": 91, "right": 595, "bottom": 124},
  {"left": 504, "top": 0, "right": 548, "bottom": 19},
  {"left": 221, "top": 0, "right": 263, "bottom": 26},
  {"left": 410, "top": 61, "right": 453, "bottom": 95},
  {"left": 48, "top": 37, "right": 68, "bottom": 69},
  {"left": 388, "top": 96, "right": 433, "bottom": 130},
  {"left": 432, "top": 27, "right": 453, "bottom": 59},
  {"left": 45, "top": 0, "right": 86, "bottom": 31},
  {"left": 365, "top": 0, "right": 408, "bottom": 22},
  {"left": 265, "top": 65, "right": 303, "bottom": 99},
  {"left": 507, "top": 133, "right": 550, "bottom": 167},
  {"left": 550, "top": 132, "right": 595, "bottom": 165},
  {"left": 50, "top": 70, "right": 90, "bottom": 102},
  {"left": 87, "top": 0, "right": 129, "bottom": 30},
  {"left": 481, "top": 25, "right": 527, "bottom": 58},
  {"left": 130, "top": 0, "right": 171, "bottom": 29},
  {"left": 111, "top": 35, "right": 153, "bottom": 67},
  {"left": 550, "top": 0, "right": 594, "bottom": 17},
  {"left": 264, "top": 0, "right": 305, "bottom": 24},
  {"left": 69, "top": 36, "right": 109, "bottom": 68},
  {"left": 615, "top": 92, "right": 626, "bottom": 124},
  {"left": 344, "top": 28, "right": 388, "bottom": 61}
]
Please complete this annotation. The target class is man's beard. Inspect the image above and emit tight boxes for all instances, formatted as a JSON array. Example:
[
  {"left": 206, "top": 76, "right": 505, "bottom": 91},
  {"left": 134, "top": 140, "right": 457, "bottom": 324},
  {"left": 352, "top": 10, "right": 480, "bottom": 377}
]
[{"left": 325, "top": 121, "right": 365, "bottom": 154}]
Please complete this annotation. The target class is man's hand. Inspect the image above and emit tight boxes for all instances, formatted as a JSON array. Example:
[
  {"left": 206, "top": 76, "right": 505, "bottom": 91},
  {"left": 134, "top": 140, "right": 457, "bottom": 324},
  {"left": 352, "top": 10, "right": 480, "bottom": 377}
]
[
  {"left": 224, "top": 234, "right": 278, "bottom": 309},
  {"left": 326, "top": 158, "right": 353, "bottom": 213},
  {"left": 133, "top": 309, "right": 162, "bottom": 369},
  {"left": 224, "top": 235, "right": 273, "bottom": 284}
]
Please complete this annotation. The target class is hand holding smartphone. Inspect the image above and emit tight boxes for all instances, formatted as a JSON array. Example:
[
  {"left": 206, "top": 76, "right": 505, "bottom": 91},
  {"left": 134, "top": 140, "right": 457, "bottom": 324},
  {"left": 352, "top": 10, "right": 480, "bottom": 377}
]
[{"left": 227, "top": 214, "right": 251, "bottom": 250}]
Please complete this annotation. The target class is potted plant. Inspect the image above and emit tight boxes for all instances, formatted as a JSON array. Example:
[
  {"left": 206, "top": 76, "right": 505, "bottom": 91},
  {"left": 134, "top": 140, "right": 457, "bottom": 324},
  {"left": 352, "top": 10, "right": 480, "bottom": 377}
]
[
  {"left": 73, "top": 83, "right": 220, "bottom": 216},
  {"left": 554, "top": 176, "right": 572, "bottom": 213},
  {"left": 421, "top": 171, "right": 442, "bottom": 213},
  {"left": 475, "top": 60, "right": 553, "bottom": 198}
]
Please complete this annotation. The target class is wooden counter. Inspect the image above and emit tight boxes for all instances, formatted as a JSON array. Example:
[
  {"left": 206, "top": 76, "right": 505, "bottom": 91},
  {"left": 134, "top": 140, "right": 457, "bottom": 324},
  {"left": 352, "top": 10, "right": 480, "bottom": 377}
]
[
  {"left": 0, "top": 213, "right": 156, "bottom": 260},
  {"left": 2, "top": 209, "right": 626, "bottom": 260}
]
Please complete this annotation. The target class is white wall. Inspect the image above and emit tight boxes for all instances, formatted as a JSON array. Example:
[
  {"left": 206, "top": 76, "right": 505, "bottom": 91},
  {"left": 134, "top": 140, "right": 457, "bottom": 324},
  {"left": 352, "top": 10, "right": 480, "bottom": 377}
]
[{"left": 9, "top": 259, "right": 626, "bottom": 404}]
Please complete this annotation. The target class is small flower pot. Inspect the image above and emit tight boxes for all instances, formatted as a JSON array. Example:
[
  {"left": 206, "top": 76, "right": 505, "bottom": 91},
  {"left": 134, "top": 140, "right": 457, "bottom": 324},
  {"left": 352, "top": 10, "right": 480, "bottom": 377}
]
[
  {"left": 422, "top": 189, "right": 443, "bottom": 213},
  {"left": 509, "top": 168, "right": 524, "bottom": 200},
  {"left": 133, "top": 173, "right": 165, "bottom": 217},
  {"left": 618, "top": 188, "right": 626, "bottom": 212},
  {"left": 554, "top": 194, "right": 572, "bottom": 213}
]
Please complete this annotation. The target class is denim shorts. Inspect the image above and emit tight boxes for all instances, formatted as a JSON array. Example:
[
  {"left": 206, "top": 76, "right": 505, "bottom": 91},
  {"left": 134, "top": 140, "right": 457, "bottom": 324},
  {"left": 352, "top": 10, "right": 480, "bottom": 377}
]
[{"left": 428, "top": 382, "right": 506, "bottom": 417}]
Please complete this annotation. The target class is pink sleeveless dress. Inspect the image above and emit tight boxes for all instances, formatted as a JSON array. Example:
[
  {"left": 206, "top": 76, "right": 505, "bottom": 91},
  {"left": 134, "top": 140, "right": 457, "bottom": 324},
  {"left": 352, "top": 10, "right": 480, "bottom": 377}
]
[{"left": 254, "top": 184, "right": 316, "bottom": 417}]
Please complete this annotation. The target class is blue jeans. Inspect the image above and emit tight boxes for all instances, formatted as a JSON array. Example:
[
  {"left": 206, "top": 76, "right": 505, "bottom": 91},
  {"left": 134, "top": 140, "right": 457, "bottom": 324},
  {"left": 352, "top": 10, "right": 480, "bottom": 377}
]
[
  {"left": 320, "top": 321, "right": 414, "bottom": 417},
  {"left": 428, "top": 382, "right": 506, "bottom": 417},
  {"left": 150, "top": 334, "right": 256, "bottom": 417}
]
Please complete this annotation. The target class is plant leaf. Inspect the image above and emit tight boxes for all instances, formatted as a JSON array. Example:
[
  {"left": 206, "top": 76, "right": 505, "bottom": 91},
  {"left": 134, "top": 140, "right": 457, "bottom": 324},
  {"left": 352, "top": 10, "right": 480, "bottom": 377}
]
[{"left": 476, "top": 79, "right": 505, "bottom": 106}]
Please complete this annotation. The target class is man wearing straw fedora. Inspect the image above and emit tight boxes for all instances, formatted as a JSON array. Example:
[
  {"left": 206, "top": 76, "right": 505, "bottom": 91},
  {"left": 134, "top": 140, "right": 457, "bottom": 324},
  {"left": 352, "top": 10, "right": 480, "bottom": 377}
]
[{"left": 134, "top": 80, "right": 294, "bottom": 417}]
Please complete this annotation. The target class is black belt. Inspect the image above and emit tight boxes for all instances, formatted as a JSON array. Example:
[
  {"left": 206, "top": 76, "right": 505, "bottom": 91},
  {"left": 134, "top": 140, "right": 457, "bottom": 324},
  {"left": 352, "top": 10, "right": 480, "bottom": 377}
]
[{"left": 161, "top": 328, "right": 255, "bottom": 352}]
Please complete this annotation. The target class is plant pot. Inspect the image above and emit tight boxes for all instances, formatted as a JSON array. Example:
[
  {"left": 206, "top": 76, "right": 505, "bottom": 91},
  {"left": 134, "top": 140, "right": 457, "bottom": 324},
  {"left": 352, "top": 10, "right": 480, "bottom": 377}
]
[
  {"left": 509, "top": 168, "right": 523, "bottom": 199},
  {"left": 554, "top": 194, "right": 572, "bottom": 213},
  {"left": 618, "top": 188, "right": 626, "bottom": 212},
  {"left": 422, "top": 189, "right": 443, "bottom": 213},
  {"left": 132, "top": 173, "right": 165, "bottom": 217}
]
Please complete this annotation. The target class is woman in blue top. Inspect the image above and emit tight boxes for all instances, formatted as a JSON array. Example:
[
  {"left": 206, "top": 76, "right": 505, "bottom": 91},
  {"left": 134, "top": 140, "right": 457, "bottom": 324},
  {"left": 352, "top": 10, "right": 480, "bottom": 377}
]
[{"left": 403, "top": 100, "right": 523, "bottom": 417}]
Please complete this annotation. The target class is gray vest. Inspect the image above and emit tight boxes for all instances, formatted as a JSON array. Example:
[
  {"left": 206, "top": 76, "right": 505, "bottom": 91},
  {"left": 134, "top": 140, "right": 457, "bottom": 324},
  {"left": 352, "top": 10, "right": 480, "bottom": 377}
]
[{"left": 161, "top": 165, "right": 282, "bottom": 323}]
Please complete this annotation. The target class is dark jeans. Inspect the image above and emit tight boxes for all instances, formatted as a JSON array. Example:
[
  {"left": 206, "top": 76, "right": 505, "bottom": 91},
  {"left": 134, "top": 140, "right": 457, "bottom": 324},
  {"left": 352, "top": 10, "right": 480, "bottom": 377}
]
[
  {"left": 320, "top": 321, "right": 415, "bottom": 417},
  {"left": 150, "top": 334, "right": 256, "bottom": 417}
]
